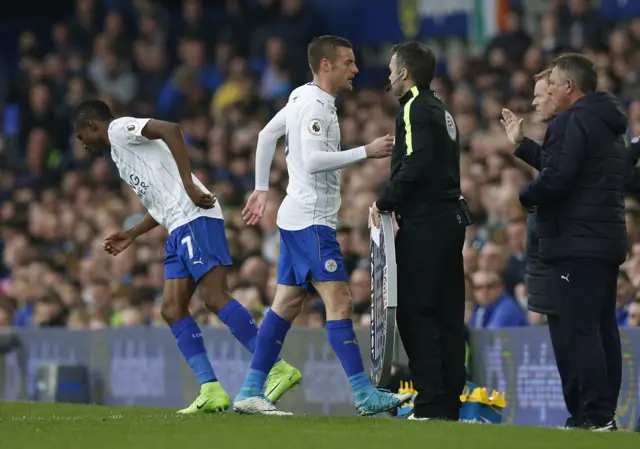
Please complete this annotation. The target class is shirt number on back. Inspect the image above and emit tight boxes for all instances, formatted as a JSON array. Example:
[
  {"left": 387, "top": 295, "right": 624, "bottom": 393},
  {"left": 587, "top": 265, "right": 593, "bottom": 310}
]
[{"left": 181, "top": 235, "right": 194, "bottom": 259}]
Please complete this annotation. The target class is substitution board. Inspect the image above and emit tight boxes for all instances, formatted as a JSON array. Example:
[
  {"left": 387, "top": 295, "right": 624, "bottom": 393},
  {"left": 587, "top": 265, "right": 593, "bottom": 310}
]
[{"left": 369, "top": 211, "right": 398, "bottom": 387}]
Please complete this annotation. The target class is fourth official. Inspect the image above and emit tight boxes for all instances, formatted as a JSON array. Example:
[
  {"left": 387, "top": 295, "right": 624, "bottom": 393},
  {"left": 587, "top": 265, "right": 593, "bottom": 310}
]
[{"left": 370, "top": 42, "right": 471, "bottom": 421}]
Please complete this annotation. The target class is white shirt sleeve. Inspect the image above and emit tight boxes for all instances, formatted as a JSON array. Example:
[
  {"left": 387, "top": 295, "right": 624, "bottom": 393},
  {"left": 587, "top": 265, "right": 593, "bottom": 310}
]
[
  {"left": 255, "top": 106, "right": 288, "bottom": 191},
  {"left": 110, "top": 117, "right": 152, "bottom": 147},
  {"left": 300, "top": 104, "right": 367, "bottom": 175}
]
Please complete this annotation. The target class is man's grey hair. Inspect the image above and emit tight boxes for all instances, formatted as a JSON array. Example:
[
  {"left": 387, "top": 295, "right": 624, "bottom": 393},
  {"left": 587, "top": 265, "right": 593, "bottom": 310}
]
[{"left": 551, "top": 53, "right": 597, "bottom": 94}]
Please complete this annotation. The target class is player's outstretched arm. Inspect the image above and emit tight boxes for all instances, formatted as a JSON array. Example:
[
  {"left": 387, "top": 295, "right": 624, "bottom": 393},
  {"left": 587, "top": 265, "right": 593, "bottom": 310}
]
[
  {"left": 242, "top": 105, "right": 288, "bottom": 225},
  {"left": 140, "top": 119, "right": 215, "bottom": 209},
  {"left": 300, "top": 103, "right": 393, "bottom": 174},
  {"left": 255, "top": 105, "right": 288, "bottom": 192},
  {"left": 103, "top": 214, "right": 158, "bottom": 256},
  {"left": 302, "top": 134, "right": 394, "bottom": 175}
]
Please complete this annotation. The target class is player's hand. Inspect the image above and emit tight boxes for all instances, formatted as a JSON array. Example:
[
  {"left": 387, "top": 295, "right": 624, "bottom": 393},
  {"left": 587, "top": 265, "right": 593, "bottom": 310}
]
[
  {"left": 500, "top": 108, "right": 524, "bottom": 146},
  {"left": 365, "top": 135, "right": 394, "bottom": 159},
  {"left": 242, "top": 190, "right": 268, "bottom": 226},
  {"left": 185, "top": 182, "right": 216, "bottom": 209},
  {"left": 369, "top": 202, "right": 381, "bottom": 229},
  {"left": 103, "top": 231, "right": 134, "bottom": 256}
]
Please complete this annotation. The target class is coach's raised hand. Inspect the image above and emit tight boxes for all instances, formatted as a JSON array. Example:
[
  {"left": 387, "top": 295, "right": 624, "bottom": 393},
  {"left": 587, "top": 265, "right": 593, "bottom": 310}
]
[
  {"left": 500, "top": 108, "right": 524, "bottom": 146},
  {"left": 185, "top": 182, "right": 216, "bottom": 209},
  {"left": 365, "top": 134, "right": 394, "bottom": 159}
]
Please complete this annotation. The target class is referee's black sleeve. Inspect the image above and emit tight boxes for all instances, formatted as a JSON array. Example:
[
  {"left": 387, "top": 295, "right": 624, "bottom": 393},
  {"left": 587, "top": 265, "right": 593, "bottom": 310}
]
[{"left": 377, "top": 105, "right": 434, "bottom": 212}]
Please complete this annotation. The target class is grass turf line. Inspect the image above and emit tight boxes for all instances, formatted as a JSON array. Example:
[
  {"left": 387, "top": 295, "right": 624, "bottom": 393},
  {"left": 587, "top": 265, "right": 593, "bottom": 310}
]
[{"left": 0, "top": 402, "right": 637, "bottom": 449}]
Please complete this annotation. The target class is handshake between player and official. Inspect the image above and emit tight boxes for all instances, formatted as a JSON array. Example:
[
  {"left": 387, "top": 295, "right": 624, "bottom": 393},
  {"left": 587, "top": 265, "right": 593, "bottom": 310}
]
[{"left": 73, "top": 35, "right": 470, "bottom": 419}]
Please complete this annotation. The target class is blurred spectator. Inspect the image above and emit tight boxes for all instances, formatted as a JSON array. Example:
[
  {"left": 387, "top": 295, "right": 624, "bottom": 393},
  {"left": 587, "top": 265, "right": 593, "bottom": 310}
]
[
  {"left": 485, "top": 6, "right": 532, "bottom": 67},
  {"left": 32, "top": 288, "right": 68, "bottom": 327},
  {"left": 470, "top": 271, "right": 527, "bottom": 329},
  {"left": 1, "top": 0, "right": 640, "bottom": 332},
  {"left": 0, "top": 296, "right": 15, "bottom": 327},
  {"left": 628, "top": 299, "right": 640, "bottom": 328},
  {"left": 230, "top": 280, "right": 264, "bottom": 321},
  {"left": 617, "top": 271, "right": 636, "bottom": 326}
]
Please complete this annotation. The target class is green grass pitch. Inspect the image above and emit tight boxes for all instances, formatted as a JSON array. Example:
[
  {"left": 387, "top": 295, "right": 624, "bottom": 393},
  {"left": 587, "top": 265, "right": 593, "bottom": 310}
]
[{"left": 0, "top": 402, "right": 637, "bottom": 449}]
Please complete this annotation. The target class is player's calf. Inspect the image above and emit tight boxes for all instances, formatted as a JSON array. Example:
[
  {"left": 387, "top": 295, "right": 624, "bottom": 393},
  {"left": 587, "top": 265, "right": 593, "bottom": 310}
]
[
  {"left": 234, "top": 285, "right": 304, "bottom": 406},
  {"left": 164, "top": 278, "right": 229, "bottom": 413},
  {"left": 199, "top": 271, "right": 304, "bottom": 404},
  {"left": 199, "top": 266, "right": 262, "bottom": 352},
  {"left": 160, "top": 293, "right": 191, "bottom": 326},
  {"left": 314, "top": 280, "right": 398, "bottom": 413}
]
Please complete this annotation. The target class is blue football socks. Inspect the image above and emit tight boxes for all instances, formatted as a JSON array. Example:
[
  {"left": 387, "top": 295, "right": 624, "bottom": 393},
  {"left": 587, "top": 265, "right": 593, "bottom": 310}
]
[
  {"left": 171, "top": 316, "right": 216, "bottom": 385},
  {"left": 218, "top": 299, "right": 282, "bottom": 362},
  {"left": 218, "top": 299, "right": 259, "bottom": 352},
  {"left": 326, "top": 319, "right": 375, "bottom": 400},
  {"left": 240, "top": 310, "right": 291, "bottom": 394}
]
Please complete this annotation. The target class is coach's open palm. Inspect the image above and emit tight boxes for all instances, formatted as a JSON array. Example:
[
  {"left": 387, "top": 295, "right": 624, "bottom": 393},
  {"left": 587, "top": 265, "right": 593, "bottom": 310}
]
[
  {"left": 365, "top": 135, "right": 394, "bottom": 159},
  {"left": 500, "top": 108, "right": 524, "bottom": 146},
  {"left": 243, "top": 190, "right": 268, "bottom": 226},
  {"left": 103, "top": 231, "right": 134, "bottom": 256}
]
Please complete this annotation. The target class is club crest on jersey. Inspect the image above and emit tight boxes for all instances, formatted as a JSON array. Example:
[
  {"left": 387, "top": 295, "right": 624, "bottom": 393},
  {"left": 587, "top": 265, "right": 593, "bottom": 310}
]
[
  {"left": 308, "top": 119, "right": 323, "bottom": 136},
  {"left": 126, "top": 122, "right": 139, "bottom": 134},
  {"left": 445, "top": 111, "right": 457, "bottom": 142},
  {"left": 324, "top": 259, "right": 338, "bottom": 272}
]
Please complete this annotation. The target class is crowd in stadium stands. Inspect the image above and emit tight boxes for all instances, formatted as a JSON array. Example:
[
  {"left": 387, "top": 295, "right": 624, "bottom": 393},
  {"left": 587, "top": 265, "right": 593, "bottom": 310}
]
[{"left": 0, "top": 0, "right": 640, "bottom": 331}]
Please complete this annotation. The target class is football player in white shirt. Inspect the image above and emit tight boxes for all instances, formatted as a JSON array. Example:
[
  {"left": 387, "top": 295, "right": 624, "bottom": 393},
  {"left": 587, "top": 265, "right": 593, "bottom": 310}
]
[
  {"left": 73, "top": 100, "right": 301, "bottom": 414},
  {"left": 233, "top": 36, "right": 412, "bottom": 416}
]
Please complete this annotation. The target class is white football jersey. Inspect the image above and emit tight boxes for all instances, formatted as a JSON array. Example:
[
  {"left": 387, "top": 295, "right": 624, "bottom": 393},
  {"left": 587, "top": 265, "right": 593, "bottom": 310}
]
[
  {"left": 277, "top": 84, "right": 345, "bottom": 230},
  {"left": 108, "top": 117, "right": 223, "bottom": 233}
]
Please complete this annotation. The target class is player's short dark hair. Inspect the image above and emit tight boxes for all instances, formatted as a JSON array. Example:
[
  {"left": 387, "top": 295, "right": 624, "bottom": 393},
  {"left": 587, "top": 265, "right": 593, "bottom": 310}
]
[
  {"left": 533, "top": 69, "right": 551, "bottom": 83},
  {"left": 74, "top": 99, "right": 114, "bottom": 126},
  {"left": 391, "top": 41, "right": 436, "bottom": 89},
  {"left": 307, "top": 35, "right": 353, "bottom": 74},
  {"left": 551, "top": 53, "right": 597, "bottom": 94}
]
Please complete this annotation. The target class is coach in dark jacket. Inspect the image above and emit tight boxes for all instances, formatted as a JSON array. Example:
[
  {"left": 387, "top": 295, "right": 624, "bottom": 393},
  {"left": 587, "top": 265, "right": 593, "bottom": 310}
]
[
  {"left": 505, "top": 69, "right": 580, "bottom": 428},
  {"left": 524, "top": 214, "right": 554, "bottom": 313},
  {"left": 510, "top": 69, "right": 556, "bottom": 316},
  {"left": 518, "top": 91, "right": 628, "bottom": 262},
  {"left": 510, "top": 54, "right": 626, "bottom": 431}
]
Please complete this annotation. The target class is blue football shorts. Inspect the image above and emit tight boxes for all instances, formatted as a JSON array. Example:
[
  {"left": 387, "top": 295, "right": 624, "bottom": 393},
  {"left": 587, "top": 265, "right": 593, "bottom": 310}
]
[
  {"left": 164, "top": 217, "right": 232, "bottom": 282},
  {"left": 277, "top": 225, "right": 347, "bottom": 293}
]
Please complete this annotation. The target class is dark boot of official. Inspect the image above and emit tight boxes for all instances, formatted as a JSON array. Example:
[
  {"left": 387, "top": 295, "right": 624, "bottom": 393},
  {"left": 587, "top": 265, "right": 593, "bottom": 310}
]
[
  {"left": 582, "top": 419, "right": 617, "bottom": 432},
  {"left": 563, "top": 416, "right": 578, "bottom": 429}
]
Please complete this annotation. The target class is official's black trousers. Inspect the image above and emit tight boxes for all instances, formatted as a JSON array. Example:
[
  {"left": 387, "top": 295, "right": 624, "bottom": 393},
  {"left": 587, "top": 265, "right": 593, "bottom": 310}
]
[
  {"left": 551, "top": 258, "right": 622, "bottom": 426},
  {"left": 395, "top": 209, "right": 466, "bottom": 420}
]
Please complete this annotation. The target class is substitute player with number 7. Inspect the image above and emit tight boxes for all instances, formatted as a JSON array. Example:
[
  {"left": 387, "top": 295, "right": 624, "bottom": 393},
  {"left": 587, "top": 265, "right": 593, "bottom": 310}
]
[
  {"left": 234, "top": 35, "right": 412, "bottom": 416},
  {"left": 73, "top": 100, "right": 301, "bottom": 414}
]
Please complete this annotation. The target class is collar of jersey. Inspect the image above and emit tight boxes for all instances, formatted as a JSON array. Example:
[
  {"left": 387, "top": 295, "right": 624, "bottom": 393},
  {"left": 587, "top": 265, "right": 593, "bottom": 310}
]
[{"left": 306, "top": 82, "right": 336, "bottom": 105}]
